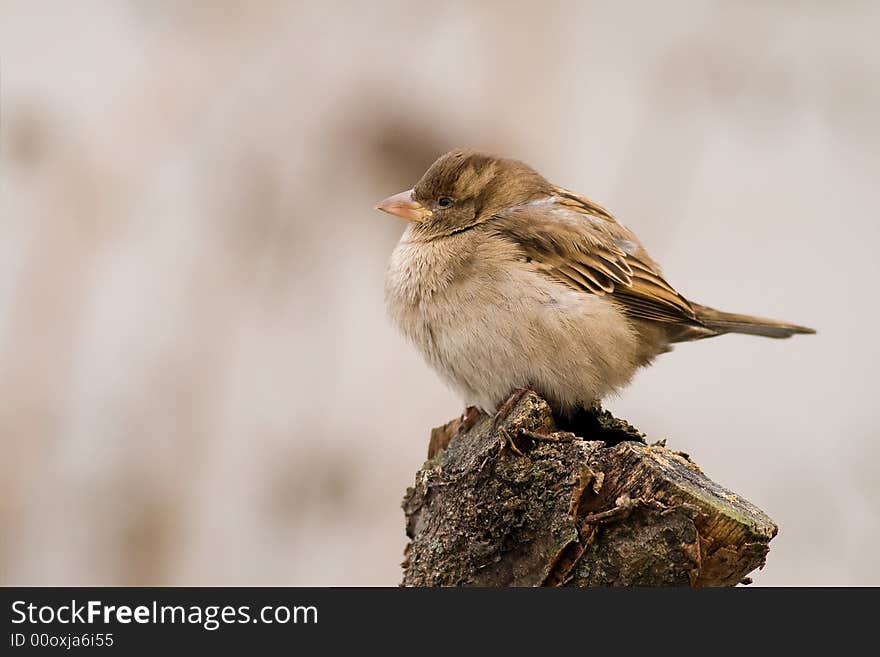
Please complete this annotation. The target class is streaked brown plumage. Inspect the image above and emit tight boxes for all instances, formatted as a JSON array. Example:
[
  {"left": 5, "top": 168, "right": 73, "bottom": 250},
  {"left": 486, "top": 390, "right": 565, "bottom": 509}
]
[{"left": 377, "top": 149, "right": 814, "bottom": 417}]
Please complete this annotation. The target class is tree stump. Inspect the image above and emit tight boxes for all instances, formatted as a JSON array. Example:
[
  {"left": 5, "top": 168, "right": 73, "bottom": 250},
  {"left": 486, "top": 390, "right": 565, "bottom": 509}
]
[{"left": 402, "top": 391, "right": 777, "bottom": 587}]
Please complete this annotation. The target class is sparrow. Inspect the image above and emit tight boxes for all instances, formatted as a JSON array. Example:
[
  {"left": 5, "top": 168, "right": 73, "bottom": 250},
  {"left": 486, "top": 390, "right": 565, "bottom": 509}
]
[{"left": 377, "top": 149, "right": 814, "bottom": 419}]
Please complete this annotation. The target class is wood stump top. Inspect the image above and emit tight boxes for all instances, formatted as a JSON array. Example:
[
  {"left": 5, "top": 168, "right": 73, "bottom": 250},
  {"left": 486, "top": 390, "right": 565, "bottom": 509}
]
[{"left": 402, "top": 392, "right": 777, "bottom": 587}]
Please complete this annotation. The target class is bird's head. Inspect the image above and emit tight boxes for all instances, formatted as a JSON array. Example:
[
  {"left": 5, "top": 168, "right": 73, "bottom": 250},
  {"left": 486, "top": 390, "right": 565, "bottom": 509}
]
[{"left": 375, "top": 149, "right": 552, "bottom": 238}]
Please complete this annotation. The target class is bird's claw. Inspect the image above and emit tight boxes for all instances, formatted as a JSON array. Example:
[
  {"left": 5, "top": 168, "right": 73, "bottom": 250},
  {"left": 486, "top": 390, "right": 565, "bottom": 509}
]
[
  {"left": 496, "top": 426, "right": 526, "bottom": 456},
  {"left": 497, "top": 428, "right": 577, "bottom": 456},
  {"left": 518, "top": 429, "right": 577, "bottom": 444},
  {"left": 491, "top": 387, "right": 535, "bottom": 456}
]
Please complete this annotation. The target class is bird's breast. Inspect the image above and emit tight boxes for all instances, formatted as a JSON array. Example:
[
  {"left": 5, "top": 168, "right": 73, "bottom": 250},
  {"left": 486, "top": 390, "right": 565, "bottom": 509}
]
[
  {"left": 384, "top": 233, "right": 481, "bottom": 349},
  {"left": 384, "top": 230, "right": 644, "bottom": 412}
]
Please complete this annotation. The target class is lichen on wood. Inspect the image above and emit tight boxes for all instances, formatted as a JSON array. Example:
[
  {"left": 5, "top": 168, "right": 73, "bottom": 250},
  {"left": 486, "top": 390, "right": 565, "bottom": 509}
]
[{"left": 401, "top": 391, "right": 777, "bottom": 587}]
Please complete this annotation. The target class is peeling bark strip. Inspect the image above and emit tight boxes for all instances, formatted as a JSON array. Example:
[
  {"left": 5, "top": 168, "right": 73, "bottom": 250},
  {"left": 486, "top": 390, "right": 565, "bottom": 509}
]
[{"left": 402, "top": 392, "right": 777, "bottom": 587}]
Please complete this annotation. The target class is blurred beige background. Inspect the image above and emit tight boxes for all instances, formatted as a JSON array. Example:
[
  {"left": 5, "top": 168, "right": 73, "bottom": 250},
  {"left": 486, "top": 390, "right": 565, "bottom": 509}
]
[{"left": 1, "top": 0, "right": 878, "bottom": 586}]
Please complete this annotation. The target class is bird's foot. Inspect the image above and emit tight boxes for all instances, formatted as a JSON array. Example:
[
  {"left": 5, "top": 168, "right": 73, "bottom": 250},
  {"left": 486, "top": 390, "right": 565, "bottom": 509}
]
[
  {"left": 495, "top": 427, "right": 578, "bottom": 456},
  {"left": 518, "top": 429, "right": 578, "bottom": 445},
  {"left": 495, "top": 426, "right": 525, "bottom": 456},
  {"left": 492, "top": 387, "right": 536, "bottom": 456}
]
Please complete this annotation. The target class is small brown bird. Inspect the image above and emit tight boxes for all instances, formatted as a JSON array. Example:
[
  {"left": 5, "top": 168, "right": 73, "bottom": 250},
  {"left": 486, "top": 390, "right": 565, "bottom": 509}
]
[{"left": 377, "top": 149, "right": 814, "bottom": 420}]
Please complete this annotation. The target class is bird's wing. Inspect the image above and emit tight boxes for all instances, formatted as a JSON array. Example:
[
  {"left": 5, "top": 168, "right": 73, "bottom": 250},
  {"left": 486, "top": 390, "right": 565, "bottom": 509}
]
[{"left": 491, "top": 189, "right": 700, "bottom": 325}]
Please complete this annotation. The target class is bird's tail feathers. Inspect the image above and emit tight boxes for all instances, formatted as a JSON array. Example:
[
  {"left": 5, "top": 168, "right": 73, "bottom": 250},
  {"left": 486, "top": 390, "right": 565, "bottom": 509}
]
[{"left": 692, "top": 303, "right": 815, "bottom": 339}]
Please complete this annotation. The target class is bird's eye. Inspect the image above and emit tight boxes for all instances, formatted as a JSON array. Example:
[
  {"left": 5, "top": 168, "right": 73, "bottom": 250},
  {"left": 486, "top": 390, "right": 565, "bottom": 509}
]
[{"left": 437, "top": 196, "right": 454, "bottom": 208}]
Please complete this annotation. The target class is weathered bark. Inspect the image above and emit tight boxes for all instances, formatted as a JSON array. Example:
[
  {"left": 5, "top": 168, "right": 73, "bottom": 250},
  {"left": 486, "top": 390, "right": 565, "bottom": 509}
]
[{"left": 402, "top": 391, "right": 777, "bottom": 587}]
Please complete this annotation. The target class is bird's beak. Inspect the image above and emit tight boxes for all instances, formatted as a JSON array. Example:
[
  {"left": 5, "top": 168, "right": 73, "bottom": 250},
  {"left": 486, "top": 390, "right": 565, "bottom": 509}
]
[{"left": 374, "top": 189, "right": 432, "bottom": 223}]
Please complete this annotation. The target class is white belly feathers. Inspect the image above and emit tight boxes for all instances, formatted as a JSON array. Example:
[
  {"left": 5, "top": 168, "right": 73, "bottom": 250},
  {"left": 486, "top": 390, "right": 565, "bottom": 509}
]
[{"left": 384, "top": 226, "right": 640, "bottom": 414}]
